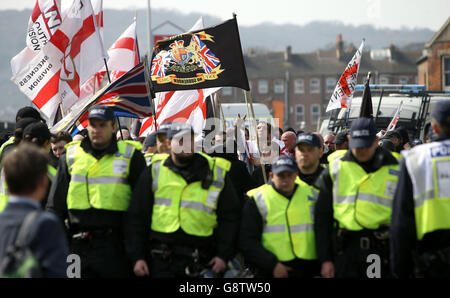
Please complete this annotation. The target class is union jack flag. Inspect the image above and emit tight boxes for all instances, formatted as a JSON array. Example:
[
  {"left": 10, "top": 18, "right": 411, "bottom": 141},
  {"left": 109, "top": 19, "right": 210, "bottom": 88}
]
[
  {"left": 57, "top": 62, "right": 152, "bottom": 136},
  {"left": 151, "top": 51, "right": 170, "bottom": 77},
  {"left": 192, "top": 35, "right": 220, "bottom": 74}
]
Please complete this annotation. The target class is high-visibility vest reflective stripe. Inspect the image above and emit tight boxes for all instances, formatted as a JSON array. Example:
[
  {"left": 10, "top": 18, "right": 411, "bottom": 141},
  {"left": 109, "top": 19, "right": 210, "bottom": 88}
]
[
  {"left": 0, "top": 168, "right": 7, "bottom": 212},
  {"left": 329, "top": 155, "right": 399, "bottom": 230},
  {"left": 327, "top": 149, "right": 347, "bottom": 164},
  {"left": 404, "top": 140, "right": 450, "bottom": 240},
  {"left": 47, "top": 164, "right": 56, "bottom": 184},
  {"left": 66, "top": 140, "right": 138, "bottom": 211},
  {"left": 247, "top": 180, "right": 318, "bottom": 261},
  {"left": 0, "top": 137, "right": 14, "bottom": 159},
  {"left": 144, "top": 153, "right": 154, "bottom": 166},
  {"left": 391, "top": 151, "right": 402, "bottom": 161},
  {"left": 0, "top": 163, "right": 56, "bottom": 213},
  {"left": 150, "top": 152, "right": 231, "bottom": 237}
]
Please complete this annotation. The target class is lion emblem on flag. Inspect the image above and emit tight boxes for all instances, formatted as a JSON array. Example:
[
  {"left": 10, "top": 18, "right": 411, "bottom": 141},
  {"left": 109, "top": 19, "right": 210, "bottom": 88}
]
[{"left": 151, "top": 32, "right": 224, "bottom": 85}]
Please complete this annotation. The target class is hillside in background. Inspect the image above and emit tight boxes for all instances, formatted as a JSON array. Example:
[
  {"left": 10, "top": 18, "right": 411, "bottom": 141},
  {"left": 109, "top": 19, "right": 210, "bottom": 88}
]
[{"left": 0, "top": 8, "right": 434, "bottom": 122}]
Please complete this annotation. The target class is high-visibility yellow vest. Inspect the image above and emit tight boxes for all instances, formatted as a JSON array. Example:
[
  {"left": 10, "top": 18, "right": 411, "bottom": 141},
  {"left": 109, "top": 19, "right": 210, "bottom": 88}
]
[
  {"left": 403, "top": 140, "right": 450, "bottom": 240},
  {"left": 66, "top": 140, "right": 139, "bottom": 211},
  {"left": 150, "top": 152, "right": 231, "bottom": 237},
  {"left": 247, "top": 180, "right": 318, "bottom": 261},
  {"left": 329, "top": 155, "right": 399, "bottom": 230},
  {"left": 391, "top": 151, "right": 402, "bottom": 161},
  {"left": 144, "top": 153, "right": 154, "bottom": 166},
  {"left": 327, "top": 149, "right": 347, "bottom": 164},
  {"left": 0, "top": 137, "right": 14, "bottom": 158},
  {"left": 0, "top": 164, "right": 56, "bottom": 213}
]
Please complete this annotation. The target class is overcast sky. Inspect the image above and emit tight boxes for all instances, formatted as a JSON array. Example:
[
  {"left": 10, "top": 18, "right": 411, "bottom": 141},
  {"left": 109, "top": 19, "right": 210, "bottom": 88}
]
[{"left": 1, "top": 0, "right": 448, "bottom": 30}]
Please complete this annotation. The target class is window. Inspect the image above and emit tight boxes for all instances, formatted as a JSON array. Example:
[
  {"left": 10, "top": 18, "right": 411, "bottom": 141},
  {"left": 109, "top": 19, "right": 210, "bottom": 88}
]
[
  {"left": 399, "top": 77, "right": 409, "bottom": 85},
  {"left": 311, "top": 104, "right": 321, "bottom": 125},
  {"left": 444, "top": 57, "right": 450, "bottom": 90},
  {"left": 295, "top": 104, "right": 305, "bottom": 124},
  {"left": 274, "top": 79, "right": 284, "bottom": 94},
  {"left": 326, "top": 78, "right": 336, "bottom": 93},
  {"left": 258, "top": 80, "right": 268, "bottom": 94},
  {"left": 294, "top": 79, "right": 304, "bottom": 94},
  {"left": 379, "top": 75, "right": 389, "bottom": 84},
  {"left": 221, "top": 87, "right": 232, "bottom": 96},
  {"left": 310, "top": 78, "right": 320, "bottom": 94}
]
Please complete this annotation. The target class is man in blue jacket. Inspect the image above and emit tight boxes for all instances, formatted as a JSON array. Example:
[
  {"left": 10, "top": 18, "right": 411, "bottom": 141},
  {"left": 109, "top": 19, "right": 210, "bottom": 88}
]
[{"left": 0, "top": 144, "right": 68, "bottom": 277}]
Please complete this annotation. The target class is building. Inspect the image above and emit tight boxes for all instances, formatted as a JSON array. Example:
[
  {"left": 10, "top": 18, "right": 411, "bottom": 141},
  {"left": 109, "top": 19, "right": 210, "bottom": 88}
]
[
  {"left": 417, "top": 17, "right": 450, "bottom": 91},
  {"left": 220, "top": 35, "right": 421, "bottom": 132}
]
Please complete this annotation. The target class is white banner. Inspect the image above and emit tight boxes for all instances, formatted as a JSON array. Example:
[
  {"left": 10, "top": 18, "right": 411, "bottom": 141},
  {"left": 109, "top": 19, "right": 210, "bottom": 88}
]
[
  {"left": 326, "top": 39, "right": 365, "bottom": 112},
  {"left": 26, "top": 0, "right": 62, "bottom": 53}
]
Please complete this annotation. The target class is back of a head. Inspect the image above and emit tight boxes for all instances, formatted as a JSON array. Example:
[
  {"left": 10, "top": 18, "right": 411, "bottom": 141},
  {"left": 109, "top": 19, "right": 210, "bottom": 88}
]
[
  {"left": 3, "top": 143, "right": 48, "bottom": 196},
  {"left": 15, "top": 106, "right": 45, "bottom": 123},
  {"left": 23, "top": 122, "right": 51, "bottom": 147},
  {"left": 14, "top": 117, "right": 38, "bottom": 145}
]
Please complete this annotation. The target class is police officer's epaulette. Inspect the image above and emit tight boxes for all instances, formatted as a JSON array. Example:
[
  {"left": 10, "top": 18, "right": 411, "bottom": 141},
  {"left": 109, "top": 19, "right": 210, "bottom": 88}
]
[{"left": 122, "top": 140, "right": 143, "bottom": 151}]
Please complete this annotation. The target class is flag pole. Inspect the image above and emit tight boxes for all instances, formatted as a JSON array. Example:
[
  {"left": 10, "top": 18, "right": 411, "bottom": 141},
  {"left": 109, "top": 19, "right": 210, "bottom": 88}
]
[
  {"left": 245, "top": 90, "right": 267, "bottom": 184},
  {"left": 103, "top": 58, "right": 124, "bottom": 140},
  {"left": 216, "top": 92, "right": 226, "bottom": 131},
  {"left": 143, "top": 54, "right": 158, "bottom": 132}
]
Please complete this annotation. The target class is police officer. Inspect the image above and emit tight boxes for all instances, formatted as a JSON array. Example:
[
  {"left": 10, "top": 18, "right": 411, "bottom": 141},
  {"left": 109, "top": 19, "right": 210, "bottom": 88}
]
[
  {"left": 46, "top": 106, "right": 146, "bottom": 278},
  {"left": 390, "top": 101, "right": 450, "bottom": 278},
  {"left": 143, "top": 132, "right": 157, "bottom": 166},
  {"left": 240, "top": 156, "right": 319, "bottom": 278},
  {"left": 295, "top": 132, "right": 325, "bottom": 186},
  {"left": 124, "top": 122, "right": 241, "bottom": 278},
  {"left": 0, "top": 107, "right": 45, "bottom": 164},
  {"left": 315, "top": 117, "right": 399, "bottom": 278}
]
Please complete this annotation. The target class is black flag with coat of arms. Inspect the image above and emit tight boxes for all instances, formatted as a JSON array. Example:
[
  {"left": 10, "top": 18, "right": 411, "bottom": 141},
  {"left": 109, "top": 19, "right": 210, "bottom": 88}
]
[{"left": 150, "top": 17, "right": 250, "bottom": 92}]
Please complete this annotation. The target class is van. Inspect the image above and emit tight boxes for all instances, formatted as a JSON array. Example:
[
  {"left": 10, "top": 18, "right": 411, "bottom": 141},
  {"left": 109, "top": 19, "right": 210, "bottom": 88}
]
[{"left": 324, "top": 86, "right": 450, "bottom": 141}]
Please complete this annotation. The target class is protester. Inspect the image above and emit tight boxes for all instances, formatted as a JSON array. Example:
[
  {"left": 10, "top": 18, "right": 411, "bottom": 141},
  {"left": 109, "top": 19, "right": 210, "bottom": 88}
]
[
  {"left": 324, "top": 134, "right": 336, "bottom": 152},
  {"left": 281, "top": 131, "right": 296, "bottom": 158},
  {"left": 334, "top": 131, "right": 349, "bottom": 150},
  {"left": 51, "top": 131, "right": 73, "bottom": 159},
  {"left": 0, "top": 144, "right": 68, "bottom": 277},
  {"left": 383, "top": 130, "right": 402, "bottom": 152},
  {"left": 116, "top": 127, "right": 133, "bottom": 141}
]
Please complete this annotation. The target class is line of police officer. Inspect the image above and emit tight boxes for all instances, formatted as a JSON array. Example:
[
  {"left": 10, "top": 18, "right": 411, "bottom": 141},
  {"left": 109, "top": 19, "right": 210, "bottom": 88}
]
[{"left": 1, "top": 101, "right": 449, "bottom": 278}]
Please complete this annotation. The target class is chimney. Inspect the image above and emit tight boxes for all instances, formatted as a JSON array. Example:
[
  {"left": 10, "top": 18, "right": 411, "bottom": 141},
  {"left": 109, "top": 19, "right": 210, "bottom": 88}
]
[
  {"left": 284, "top": 45, "right": 292, "bottom": 62},
  {"left": 336, "top": 34, "right": 344, "bottom": 60}
]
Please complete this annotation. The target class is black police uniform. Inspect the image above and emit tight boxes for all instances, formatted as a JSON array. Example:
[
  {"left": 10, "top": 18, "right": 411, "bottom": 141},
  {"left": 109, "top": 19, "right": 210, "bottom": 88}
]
[
  {"left": 315, "top": 146, "right": 398, "bottom": 278},
  {"left": 124, "top": 152, "right": 241, "bottom": 278},
  {"left": 390, "top": 132, "right": 450, "bottom": 278},
  {"left": 46, "top": 136, "right": 146, "bottom": 278}
]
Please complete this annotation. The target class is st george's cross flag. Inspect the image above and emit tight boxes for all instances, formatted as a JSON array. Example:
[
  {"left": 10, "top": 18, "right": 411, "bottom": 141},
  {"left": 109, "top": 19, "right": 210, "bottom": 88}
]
[
  {"left": 11, "top": 0, "right": 107, "bottom": 122},
  {"left": 326, "top": 39, "right": 365, "bottom": 112}
]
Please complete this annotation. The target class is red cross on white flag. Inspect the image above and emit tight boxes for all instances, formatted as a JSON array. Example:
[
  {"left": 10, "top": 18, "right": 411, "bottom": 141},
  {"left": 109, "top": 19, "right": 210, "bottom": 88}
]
[
  {"left": 326, "top": 39, "right": 365, "bottom": 112},
  {"left": 11, "top": 0, "right": 107, "bottom": 122}
]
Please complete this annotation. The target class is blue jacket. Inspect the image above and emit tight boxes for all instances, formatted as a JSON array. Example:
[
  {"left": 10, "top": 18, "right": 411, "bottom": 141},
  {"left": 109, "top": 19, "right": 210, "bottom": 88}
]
[{"left": 0, "top": 197, "right": 69, "bottom": 277}]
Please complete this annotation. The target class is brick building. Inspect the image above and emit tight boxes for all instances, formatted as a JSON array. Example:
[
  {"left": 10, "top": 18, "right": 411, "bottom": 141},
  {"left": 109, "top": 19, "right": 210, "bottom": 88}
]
[
  {"left": 220, "top": 35, "right": 421, "bottom": 132},
  {"left": 417, "top": 17, "right": 450, "bottom": 91}
]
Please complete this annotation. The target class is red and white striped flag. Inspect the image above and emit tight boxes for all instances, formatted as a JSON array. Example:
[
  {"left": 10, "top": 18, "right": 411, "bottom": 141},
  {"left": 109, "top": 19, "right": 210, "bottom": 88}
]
[
  {"left": 80, "top": 20, "right": 139, "bottom": 101},
  {"left": 11, "top": 0, "right": 107, "bottom": 122},
  {"left": 139, "top": 87, "right": 219, "bottom": 137},
  {"left": 26, "top": 0, "right": 62, "bottom": 53},
  {"left": 386, "top": 101, "right": 404, "bottom": 132},
  {"left": 326, "top": 39, "right": 365, "bottom": 112}
]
